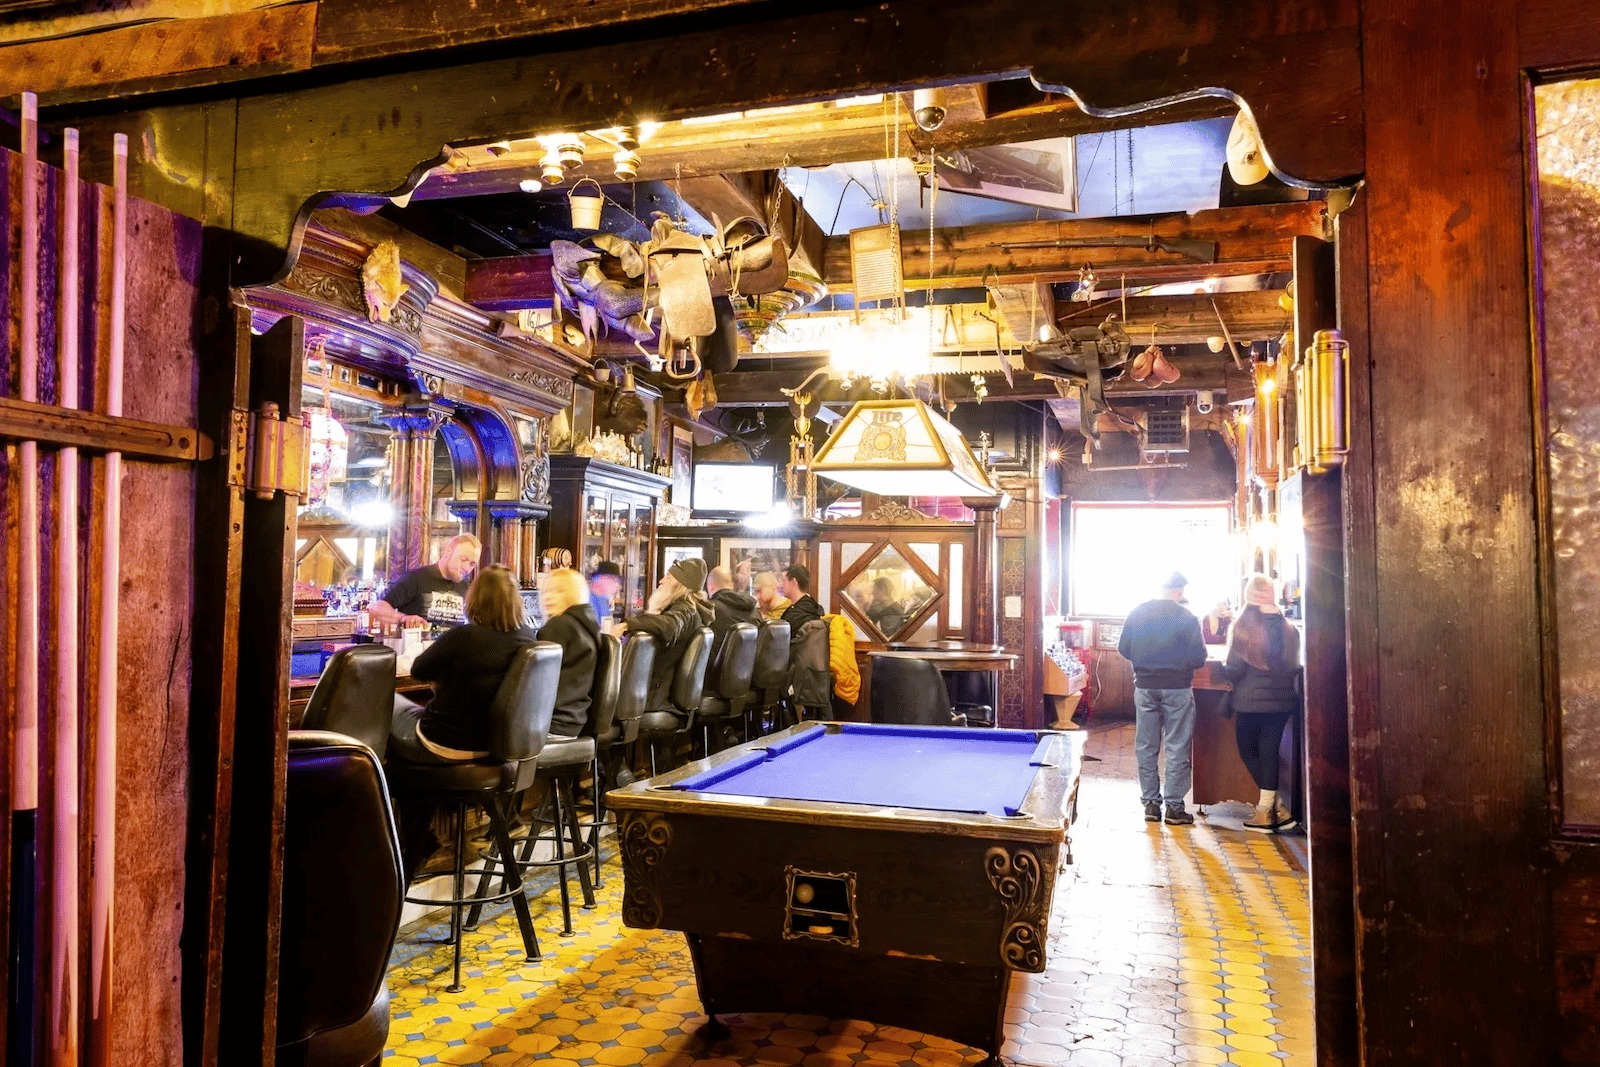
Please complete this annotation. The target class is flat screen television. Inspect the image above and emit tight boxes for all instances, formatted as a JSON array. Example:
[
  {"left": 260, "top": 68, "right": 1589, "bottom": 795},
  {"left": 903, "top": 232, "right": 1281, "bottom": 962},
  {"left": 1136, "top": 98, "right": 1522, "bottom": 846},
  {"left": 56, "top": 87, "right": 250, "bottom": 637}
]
[{"left": 692, "top": 461, "right": 777, "bottom": 517}]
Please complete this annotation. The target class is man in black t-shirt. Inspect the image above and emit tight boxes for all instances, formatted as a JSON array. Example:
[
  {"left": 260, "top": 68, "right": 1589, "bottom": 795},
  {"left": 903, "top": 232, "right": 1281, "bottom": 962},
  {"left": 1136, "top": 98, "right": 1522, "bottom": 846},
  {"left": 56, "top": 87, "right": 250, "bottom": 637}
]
[{"left": 371, "top": 533, "right": 481, "bottom": 630}]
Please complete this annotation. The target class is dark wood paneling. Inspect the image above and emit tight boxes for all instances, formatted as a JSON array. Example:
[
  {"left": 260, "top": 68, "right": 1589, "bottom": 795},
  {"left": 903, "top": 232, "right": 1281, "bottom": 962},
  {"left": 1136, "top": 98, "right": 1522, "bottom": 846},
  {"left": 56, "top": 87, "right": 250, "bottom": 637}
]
[
  {"left": 1520, "top": 0, "right": 1600, "bottom": 72},
  {"left": 1357, "top": 2, "right": 1555, "bottom": 1060},
  {"left": 1554, "top": 843, "right": 1600, "bottom": 1064},
  {"left": 217, "top": 314, "right": 303, "bottom": 1064}
]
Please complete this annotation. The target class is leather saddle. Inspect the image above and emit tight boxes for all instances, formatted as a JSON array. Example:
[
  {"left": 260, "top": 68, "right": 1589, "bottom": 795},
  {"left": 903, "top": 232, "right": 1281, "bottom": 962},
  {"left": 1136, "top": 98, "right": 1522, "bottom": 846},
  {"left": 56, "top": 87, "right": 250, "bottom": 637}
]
[{"left": 1020, "top": 314, "right": 1133, "bottom": 440}]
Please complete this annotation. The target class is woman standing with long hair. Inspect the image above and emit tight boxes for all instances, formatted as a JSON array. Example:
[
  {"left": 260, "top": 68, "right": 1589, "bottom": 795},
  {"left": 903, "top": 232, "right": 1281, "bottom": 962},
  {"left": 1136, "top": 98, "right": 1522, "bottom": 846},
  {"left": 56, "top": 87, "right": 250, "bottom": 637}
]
[{"left": 1225, "top": 574, "right": 1303, "bottom": 832}]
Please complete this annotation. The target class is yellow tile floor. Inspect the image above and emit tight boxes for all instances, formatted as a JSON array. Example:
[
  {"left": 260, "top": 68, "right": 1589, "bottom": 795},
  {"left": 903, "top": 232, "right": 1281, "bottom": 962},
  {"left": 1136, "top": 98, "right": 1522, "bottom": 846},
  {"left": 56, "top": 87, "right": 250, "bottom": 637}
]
[{"left": 385, "top": 722, "right": 1313, "bottom": 1066}]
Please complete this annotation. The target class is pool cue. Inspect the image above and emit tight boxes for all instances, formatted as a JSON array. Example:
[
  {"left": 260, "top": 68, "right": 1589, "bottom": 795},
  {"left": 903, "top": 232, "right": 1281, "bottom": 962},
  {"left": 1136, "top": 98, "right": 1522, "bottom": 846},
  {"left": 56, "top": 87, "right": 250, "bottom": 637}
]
[
  {"left": 88, "top": 133, "right": 126, "bottom": 1067},
  {"left": 11, "top": 90, "right": 42, "bottom": 1067},
  {"left": 51, "top": 124, "right": 83, "bottom": 1067}
]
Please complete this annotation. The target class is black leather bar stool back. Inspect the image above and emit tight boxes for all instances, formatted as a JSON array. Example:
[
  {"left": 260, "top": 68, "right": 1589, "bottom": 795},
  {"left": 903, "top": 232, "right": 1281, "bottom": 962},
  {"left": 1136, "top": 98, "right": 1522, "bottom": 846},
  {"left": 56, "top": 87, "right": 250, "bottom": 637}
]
[
  {"left": 696, "top": 623, "right": 758, "bottom": 757},
  {"left": 276, "top": 730, "right": 403, "bottom": 1067},
  {"left": 598, "top": 633, "right": 655, "bottom": 808},
  {"left": 300, "top": 644, "right": 398, "bottom": 759},
  {"left": 868, "top": 655, "right": 988, "bottom": 727},
  {"left": 384, "top": 642, "right": 561, "bottom": 992},
  {"left": 579, "top": 633, "right": 623, "bottom": 886},
  {"left": 635, "top": 627, "right": 712, "bottom": 776},
  {"left": 744, "top": 620, "right": 790, "bottom": 740}
]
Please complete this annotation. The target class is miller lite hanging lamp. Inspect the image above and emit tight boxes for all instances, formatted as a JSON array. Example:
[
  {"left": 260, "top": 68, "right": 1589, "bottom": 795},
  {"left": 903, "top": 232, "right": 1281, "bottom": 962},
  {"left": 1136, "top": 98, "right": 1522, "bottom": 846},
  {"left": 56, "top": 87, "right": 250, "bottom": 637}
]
[{"left": 811, "top": 399, "right": 999, "bottom": 499}]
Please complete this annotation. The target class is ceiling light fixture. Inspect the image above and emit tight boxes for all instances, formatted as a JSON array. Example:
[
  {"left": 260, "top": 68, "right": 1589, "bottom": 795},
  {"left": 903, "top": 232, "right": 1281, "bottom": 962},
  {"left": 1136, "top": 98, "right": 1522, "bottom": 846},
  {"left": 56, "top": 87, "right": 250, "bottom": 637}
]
[
  {"left": 812, "top": 398, "right": 999, "bottom": 499},
  {"left": 538, "top": 133, "right": 585, "bottom": 185}
]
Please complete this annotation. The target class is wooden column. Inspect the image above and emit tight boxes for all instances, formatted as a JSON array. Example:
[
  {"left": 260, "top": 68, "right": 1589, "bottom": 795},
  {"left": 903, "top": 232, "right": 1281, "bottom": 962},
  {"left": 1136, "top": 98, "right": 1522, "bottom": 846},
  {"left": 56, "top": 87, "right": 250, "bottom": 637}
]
[
  {"left": 968, "top": 499, "right": 999, "bottom": 646},
  {"left": 381, "top": 405, "right": 449, "bottom": 579},
  {"left": 1353, "top": 0, "right": 1554, "bottom": 1061},
  {"left": 518, "top": 517, "right": 539, "bottom": 588},
  {"left": 486, "top": 502, "right": 546, "bottom": 575}
]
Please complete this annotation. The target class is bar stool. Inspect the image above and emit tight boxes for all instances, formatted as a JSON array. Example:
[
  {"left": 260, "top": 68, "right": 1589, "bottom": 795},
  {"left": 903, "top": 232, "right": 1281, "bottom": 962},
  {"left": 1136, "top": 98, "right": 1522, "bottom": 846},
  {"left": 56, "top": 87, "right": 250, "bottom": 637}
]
[
  {"left": 741, "top": 620, "right": 790, "bottom": 740},
  {"left": 590, "top": 633, "right": 655, "bottom": 885},
  {"left": 634, "top": 627, "right": 712, "bottom": 776},
  {"left": 299, "top": 644, "right": 397, "bottom": 758},
  {"left": 485, "top": 634, "right": 620, "bottom": 934},
  {"left": 276, "top": 731, "right": 403, "bottom": 1067},
  {"left": 869, "top": 655, "right": 990, "bottom": 727},
  {"left": 695, "top": 622, "right": 758, "bottom": 757},
  {"left": 384, "top": 642, "right": 561, "bottom": 992}
]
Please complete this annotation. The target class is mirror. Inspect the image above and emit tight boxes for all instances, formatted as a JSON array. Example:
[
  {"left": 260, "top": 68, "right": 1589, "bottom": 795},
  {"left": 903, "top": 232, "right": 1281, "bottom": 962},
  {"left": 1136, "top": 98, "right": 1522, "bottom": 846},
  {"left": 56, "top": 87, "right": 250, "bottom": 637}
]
[{"left": 843, "top": 545, "right": 937, "bottom": 640}]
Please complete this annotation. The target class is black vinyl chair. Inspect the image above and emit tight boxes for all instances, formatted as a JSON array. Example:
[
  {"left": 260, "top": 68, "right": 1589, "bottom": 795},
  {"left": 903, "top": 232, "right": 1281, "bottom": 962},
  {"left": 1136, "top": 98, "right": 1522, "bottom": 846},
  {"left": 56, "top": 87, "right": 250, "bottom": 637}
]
[
  {"left": 869, "top": 655, "right": 992, "bottom": 727},
  {"left": 276, "top": 730, "right": 403, "bottom": 1067},
  {"left": 634, "top": 627, "right": 713, "bottom": 776},
  {"left": 695, "top": 622, "right": 759, "bottom": 757},
  {"left": 590, "top": 633, "right": 655, "bottom": 884},
  {"left": 742, "top": 620, "right": 790, "bottom": 740},
  {"left": 384, "top": 642, "right": 561, "bottom": 992},
  {"left": 495, "top": 633, "right": 620, "bottom": 933},
  {"left": 299, "top": 644, "right": 398, "bottom": 759}
]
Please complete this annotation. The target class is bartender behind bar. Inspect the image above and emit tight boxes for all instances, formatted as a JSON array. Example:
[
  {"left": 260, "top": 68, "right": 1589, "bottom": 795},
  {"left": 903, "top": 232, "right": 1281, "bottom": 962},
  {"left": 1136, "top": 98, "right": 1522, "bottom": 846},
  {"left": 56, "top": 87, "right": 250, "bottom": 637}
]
[{"left": 371, "top": 533, "right": 482, "bottom": 631}]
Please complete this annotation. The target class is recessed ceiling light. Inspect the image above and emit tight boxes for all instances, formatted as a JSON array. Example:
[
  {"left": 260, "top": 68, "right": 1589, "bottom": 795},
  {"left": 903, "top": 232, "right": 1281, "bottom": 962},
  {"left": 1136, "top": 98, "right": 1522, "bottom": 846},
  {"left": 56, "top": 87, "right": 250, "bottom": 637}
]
[{"left": 519, "top": 178, "right": 542, "bottom": 193}]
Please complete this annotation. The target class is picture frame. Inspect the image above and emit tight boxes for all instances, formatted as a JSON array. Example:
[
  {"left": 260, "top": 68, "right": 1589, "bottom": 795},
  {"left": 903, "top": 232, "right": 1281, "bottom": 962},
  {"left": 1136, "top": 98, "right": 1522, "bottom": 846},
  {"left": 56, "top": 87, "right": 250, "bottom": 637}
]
[
  {"left": 670, "top": 424, "right": 694, "bottom": 505},
  {"left": 724, "top": 538, "right": 792, "bottom": 596},
  {"left": 934, "top": 136, "right": 1078, "bottom": 212}
]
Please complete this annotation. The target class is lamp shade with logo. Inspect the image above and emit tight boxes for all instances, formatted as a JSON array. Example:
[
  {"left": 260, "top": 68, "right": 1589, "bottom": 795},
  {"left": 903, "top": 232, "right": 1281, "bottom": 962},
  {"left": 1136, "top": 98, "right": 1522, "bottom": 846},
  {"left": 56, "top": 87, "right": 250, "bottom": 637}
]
[{"left": 811, "top": 399, "right": 999, "bottom": 499}]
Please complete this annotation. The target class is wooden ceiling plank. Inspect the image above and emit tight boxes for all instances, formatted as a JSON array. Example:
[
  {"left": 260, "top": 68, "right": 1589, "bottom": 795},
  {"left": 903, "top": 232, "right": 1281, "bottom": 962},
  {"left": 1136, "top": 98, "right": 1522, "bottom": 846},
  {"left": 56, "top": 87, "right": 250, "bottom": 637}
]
[
  {"left": 824, "top": 201, "right": 1324, "bottom": 291},
  {"left": 427, "top": 96, "right": 1232, "bottom": 196},
  {"left": 465, "top": 253, "right": 556, "bottom": 312},
  {"left": 0, "top": 4, "right": 316, "bottom": 102}
]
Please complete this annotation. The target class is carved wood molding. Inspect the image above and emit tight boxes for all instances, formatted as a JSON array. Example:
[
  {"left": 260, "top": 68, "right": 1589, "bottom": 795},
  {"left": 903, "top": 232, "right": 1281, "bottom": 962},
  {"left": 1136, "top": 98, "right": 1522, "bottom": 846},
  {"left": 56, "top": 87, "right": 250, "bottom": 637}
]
[
  {"left": 984, "top": 846, "right": 1047, "bottom": 972},
  {"left": 619, "top": 811, "right": 673, "bottom": 929}
]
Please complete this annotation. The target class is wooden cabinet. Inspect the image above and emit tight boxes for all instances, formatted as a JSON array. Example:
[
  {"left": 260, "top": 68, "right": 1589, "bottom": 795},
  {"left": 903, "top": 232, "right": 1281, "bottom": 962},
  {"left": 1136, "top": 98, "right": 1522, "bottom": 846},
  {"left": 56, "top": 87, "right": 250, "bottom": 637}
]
[{"left": 546, "top": 456, "right": 669, "bottom": 621}]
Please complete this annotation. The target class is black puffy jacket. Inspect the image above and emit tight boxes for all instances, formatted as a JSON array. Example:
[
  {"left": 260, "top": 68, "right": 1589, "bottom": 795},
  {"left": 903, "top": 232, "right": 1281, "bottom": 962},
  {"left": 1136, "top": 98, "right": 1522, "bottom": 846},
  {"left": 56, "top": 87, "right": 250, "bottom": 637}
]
[
  {"left": 1223, "top": 612, "right": 1302, "bottom": 715},
  {"left": 626, "top": 594, "right": 713, "bottom": 708}
]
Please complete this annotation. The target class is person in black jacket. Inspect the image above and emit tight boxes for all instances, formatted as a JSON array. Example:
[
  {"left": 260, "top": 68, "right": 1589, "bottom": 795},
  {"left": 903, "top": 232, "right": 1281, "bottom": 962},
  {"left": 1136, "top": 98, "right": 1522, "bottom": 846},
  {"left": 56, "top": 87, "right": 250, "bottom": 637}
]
[
  {"left": 1225, "top": 574, "right": 1303, "bottom": 833},
  {"left": 1119, "top": 572, "right": 1209, "bottom": 826},
  {"left": 780, "top": 564, "right": 825, "bottom": 636},
  {"left": 705, "top": 565, "right": 762, "bottom": 669},
  {"left": 626, "top": 556, "right": 713, "bottom": 710},
  {"left": 537, "top": 567, "right": 601, "bottom": 738},
  {"left": 387, "top": 564, "right": 537, "bottom": 881}
]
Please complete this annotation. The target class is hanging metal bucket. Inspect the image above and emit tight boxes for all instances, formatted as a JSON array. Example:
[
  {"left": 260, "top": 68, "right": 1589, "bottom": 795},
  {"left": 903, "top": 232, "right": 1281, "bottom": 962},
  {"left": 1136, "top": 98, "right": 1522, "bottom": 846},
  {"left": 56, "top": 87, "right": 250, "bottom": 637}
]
[{"left": 569, "top": 177, "right": 604, "bottom": 230}]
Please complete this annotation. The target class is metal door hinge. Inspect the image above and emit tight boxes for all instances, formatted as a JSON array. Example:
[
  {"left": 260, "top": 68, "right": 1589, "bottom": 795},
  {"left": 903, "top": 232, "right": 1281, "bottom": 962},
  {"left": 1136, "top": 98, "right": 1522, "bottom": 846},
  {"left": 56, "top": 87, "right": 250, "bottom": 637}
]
[{"left": 231, "top": 403, "right": 307, "bottom": 500}]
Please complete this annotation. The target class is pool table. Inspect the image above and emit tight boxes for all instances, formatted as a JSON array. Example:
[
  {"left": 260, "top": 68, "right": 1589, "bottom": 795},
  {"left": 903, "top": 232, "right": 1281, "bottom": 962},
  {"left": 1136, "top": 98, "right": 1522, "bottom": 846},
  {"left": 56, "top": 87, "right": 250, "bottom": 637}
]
[{"left": 606, "top": 722, "right": 1085, "bottom": 1064}]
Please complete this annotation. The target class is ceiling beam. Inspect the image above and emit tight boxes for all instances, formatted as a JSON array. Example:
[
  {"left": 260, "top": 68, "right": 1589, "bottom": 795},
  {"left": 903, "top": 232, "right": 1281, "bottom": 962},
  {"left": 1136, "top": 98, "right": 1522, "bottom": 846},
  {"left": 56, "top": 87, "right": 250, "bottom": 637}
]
[
  {"left": 824, "top": 201, "right": 1325, "bottom": 292},
  {"left": 419, "top": 95, "right": 1231, "bottom": 199},
  {"left": 465, "top": 253, "right": 556, "bottom": 312},
  {"left": 1055, "top": 289, "right": 1289, "bottom": 346}
]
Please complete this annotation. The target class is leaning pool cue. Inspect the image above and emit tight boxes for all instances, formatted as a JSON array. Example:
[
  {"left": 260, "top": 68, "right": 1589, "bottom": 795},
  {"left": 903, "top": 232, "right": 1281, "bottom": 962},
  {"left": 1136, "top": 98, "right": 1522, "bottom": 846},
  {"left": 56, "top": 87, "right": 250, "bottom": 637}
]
[
  {"left": 88, "top": 133, "right": 127, "bottom": 1067},
  {"left": 11, "top": 90, "right": 42, "bottom": 1067},
  {"left": 51, "top": 123, "right": 83, "bottom": 1067}
]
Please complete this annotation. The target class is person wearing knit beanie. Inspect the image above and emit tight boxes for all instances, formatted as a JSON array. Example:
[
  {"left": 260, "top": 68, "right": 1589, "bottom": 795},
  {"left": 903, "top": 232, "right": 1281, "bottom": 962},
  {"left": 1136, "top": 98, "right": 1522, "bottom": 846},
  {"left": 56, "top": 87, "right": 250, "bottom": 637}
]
[
  {"left": 1243, "top": 574, "right": 1281, "bottom": 613},
  {"left": 1227, "top": 572, "right": 1301, "bottom": 833}
]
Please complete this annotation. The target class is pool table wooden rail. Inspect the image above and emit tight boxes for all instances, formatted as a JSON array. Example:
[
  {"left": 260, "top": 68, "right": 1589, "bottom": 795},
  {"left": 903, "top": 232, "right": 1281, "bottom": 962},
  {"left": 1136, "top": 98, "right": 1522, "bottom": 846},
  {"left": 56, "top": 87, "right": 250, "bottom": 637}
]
[{"left": 605, "top": 722, "right": 1085, "bottom": 846}]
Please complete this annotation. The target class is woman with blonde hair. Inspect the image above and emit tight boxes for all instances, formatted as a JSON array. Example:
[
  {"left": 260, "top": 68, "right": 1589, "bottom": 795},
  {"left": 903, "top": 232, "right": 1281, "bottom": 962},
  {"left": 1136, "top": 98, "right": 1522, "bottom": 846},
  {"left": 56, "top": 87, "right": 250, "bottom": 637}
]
[
  {"left": 1224, "top": 573, "right": 1303, "bottom": 832},
  {"left": 537, "top": 567, "right": 600, "bottom": 737},
  {"left": 389, "top": 564, "right": 538, "bottom": 879}
]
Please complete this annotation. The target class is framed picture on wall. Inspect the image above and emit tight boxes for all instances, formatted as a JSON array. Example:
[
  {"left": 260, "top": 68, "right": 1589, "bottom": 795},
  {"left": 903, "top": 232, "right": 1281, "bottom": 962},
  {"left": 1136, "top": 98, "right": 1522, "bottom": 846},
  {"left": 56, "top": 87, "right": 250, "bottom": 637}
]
[
  {"left": 670, "top": 424, "right": 694, "bottom": 505},
  {"left": 724, "top": 538, "right": 792, "bottom": 596}
]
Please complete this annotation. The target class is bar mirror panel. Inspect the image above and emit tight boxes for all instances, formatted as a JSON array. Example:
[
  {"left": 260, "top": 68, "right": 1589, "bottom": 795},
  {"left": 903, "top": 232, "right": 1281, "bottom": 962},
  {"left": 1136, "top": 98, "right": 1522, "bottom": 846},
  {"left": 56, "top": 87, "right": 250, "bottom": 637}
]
[{"left": 1533, "top": 75, "right": 1600, "bottom": 829}]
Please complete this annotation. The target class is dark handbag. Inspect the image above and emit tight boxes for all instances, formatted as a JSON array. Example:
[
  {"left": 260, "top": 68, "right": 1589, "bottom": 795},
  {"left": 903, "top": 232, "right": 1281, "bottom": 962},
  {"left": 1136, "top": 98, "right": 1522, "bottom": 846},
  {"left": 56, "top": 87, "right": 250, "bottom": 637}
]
[{"left": 1217, "top": 689, "right": 1235, "bottom": 719}]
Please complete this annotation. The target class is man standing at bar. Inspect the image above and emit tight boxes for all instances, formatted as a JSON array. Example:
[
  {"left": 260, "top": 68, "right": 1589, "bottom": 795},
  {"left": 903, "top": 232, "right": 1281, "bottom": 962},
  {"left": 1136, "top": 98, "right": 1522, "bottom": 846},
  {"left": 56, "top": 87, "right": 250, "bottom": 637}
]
[
  {"left": 371, "top": 533, "right": 481, "bottom": 631},
  {"left": 1119, "top": 572, "right": 1208, "bottom": 826}
]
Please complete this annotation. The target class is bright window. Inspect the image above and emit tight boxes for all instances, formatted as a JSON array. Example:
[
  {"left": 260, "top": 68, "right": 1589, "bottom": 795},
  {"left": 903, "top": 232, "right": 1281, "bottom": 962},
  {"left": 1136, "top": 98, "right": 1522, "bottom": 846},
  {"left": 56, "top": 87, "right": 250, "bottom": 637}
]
[{"left": 1069, "top": 502, "right": 1236, "bottom": 618}]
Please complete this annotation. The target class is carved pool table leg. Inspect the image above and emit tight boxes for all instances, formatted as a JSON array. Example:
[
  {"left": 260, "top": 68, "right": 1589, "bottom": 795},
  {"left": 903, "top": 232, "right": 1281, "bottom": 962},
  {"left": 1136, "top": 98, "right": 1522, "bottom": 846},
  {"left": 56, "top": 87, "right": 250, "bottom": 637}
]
[{"left": 700, "top": 1015, "right": 731, "bottom": 1043}]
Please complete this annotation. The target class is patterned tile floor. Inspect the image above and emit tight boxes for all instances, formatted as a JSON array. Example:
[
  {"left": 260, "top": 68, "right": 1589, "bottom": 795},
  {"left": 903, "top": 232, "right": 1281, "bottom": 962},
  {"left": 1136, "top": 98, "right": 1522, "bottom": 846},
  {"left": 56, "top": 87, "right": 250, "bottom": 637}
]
[{"left": 384, "top": 722, "right": 1313, "bottom": 1066}]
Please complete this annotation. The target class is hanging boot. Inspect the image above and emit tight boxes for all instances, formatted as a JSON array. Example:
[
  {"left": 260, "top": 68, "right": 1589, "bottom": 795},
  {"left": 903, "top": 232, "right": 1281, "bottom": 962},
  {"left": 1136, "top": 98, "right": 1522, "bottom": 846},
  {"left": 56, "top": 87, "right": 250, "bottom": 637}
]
[{"left": 1244, "top": 789, "right": 1278, "bottom": 833}]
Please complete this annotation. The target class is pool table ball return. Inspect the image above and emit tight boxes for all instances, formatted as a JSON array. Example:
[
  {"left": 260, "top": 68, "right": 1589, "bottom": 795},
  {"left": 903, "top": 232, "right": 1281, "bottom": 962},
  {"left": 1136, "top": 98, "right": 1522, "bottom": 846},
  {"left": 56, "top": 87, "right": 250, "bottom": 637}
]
[{"left": 606, "top": 722, "right": 1085, "bottom": 1064}]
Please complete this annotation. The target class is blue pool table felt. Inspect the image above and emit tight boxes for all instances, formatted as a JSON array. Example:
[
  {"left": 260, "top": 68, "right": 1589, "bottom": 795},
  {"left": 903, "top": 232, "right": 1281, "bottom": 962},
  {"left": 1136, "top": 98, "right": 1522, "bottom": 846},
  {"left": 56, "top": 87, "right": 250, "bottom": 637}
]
[{"left": 669, "top": 723, "right": 1052, "bottom": 816}]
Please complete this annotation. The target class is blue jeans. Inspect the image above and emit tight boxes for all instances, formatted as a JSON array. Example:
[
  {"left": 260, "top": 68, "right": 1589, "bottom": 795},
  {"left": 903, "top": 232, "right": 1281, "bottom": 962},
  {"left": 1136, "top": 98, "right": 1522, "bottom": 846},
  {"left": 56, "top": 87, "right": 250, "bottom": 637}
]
[{"left": 1134, "top": 687, "right": 1196, "bottom": 805}]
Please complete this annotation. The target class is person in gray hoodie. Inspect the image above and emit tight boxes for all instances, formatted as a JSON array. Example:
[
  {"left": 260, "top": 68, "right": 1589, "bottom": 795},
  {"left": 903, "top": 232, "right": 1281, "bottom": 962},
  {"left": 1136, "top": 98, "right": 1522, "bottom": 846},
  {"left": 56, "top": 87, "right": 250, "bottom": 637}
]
[{"left": 1118, "top": 572, "right": 1209, "bottom": 826}]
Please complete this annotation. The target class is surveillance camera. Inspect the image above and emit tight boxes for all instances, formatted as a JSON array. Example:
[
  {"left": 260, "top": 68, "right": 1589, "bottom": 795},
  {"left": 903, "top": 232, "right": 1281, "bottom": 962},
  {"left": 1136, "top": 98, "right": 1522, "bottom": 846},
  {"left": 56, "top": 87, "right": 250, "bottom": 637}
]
[
  {"left": 1195, "top": 390, "right": 1215, "bottom": 415},
  {"left": 912, "top": 88, "right": 946, "bottom": 132}
]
